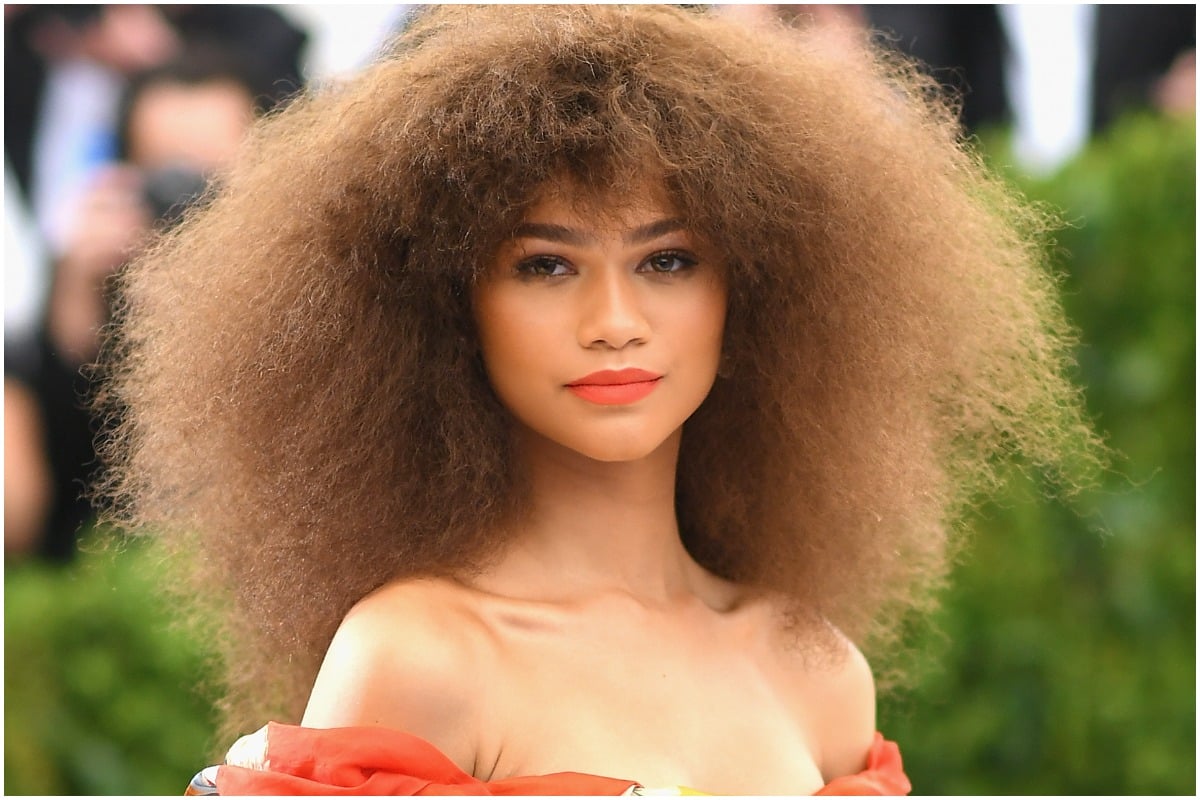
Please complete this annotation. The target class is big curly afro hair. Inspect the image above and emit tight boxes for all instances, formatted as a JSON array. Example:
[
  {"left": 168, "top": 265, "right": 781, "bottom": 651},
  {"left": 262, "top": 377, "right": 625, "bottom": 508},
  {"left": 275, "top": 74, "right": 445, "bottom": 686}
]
[{"left": 97, "top": 4, "right": 1101, "bottom": 737}]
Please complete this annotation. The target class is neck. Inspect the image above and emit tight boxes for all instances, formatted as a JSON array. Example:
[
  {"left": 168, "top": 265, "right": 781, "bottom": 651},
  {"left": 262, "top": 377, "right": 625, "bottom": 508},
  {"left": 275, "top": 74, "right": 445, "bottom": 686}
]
[{"left": 487, "top": 425, "right": 703, "bottom": 605}]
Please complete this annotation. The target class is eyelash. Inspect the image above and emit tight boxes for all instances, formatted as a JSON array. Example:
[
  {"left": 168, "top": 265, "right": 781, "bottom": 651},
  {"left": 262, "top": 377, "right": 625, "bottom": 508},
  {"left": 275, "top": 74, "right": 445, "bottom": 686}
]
[
  {"left": 515, "top": 255, "right": 572, "bottom": 278},
  {"left": 514, "top": 250, "right": 700, "bottom": 278},
  {"left": 641, "top": 249, "right": 699, "bottom": 274}
]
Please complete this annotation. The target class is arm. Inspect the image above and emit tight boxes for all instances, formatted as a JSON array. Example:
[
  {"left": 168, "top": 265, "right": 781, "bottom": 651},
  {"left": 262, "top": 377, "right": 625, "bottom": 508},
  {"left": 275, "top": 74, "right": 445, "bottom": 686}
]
[
  {"left": 3, "top": 378, "right": 52, "bottom": 556},
  {"left": 809, "top": 632, "right": 878, "bottom": 782}
]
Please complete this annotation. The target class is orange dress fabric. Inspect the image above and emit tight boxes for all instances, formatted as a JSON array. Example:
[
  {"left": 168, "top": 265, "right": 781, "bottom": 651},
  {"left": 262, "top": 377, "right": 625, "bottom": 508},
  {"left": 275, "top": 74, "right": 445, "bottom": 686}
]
[
  {"left": 211, "top": 723, "right": 911, "bottom": 796},
  {"left": 814, "top": 734, "right": 911, "bottom": 796}
]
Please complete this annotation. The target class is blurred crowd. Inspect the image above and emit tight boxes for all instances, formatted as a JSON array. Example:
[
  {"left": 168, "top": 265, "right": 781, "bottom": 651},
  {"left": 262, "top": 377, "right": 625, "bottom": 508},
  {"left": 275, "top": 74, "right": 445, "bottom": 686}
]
[
  {"left": 3, "top": 4, "right": 1194, "bottom": 564},
  {"left": 4, "top": 4, "right": 312, "bottom": 561}
]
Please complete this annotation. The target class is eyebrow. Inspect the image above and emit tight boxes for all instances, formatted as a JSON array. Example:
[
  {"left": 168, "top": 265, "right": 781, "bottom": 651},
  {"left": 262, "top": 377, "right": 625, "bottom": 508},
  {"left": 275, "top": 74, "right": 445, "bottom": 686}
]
[{"left": 511, "top": 217, "right": 686, "bottom": 246}]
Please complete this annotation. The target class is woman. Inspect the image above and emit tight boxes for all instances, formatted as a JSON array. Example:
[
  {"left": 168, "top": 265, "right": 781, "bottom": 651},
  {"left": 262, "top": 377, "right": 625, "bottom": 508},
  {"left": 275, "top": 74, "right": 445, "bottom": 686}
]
[{"left": 97, "top": 5, "right": 1099, "bottom": 795}]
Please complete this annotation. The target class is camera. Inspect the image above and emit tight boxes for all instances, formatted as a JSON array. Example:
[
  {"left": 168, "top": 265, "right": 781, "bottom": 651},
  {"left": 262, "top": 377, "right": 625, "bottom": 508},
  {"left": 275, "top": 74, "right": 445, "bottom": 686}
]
[{"left": 141, "top": 165, "right": 208, "bottom": 227}]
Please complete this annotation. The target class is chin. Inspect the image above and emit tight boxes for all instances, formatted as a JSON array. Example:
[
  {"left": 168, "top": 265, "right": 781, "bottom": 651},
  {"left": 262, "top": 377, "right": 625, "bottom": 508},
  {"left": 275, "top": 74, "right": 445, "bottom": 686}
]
[
  {"left": 518, "top": 419, "right": 679, "bottom": 465},
  {"left": 577, "top": 442, "right": 664, "bottom": 463},
  {"left": 563, "top": 422, "right": 684, "bottom": 464}
]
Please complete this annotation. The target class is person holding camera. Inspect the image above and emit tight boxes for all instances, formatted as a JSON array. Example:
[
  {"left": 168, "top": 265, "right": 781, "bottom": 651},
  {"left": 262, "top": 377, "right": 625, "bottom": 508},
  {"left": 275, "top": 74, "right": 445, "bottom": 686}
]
[{"left": 5, "top": 48, "right": 263, "bottom": 562}]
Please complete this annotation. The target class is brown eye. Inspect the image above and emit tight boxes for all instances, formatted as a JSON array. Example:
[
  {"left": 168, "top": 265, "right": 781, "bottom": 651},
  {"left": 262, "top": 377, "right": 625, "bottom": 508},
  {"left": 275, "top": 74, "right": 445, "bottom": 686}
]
[
  {"left": 641, "top": 250, "right": 698, "bottom": 274},
  {"left": 516, "top": 255, "right": 573, "bottom": 277}
]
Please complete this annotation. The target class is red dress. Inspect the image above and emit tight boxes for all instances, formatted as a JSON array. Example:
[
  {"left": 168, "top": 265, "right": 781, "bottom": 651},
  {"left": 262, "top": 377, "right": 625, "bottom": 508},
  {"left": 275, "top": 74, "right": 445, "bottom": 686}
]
[{"left": 189, "top": 723, "right": 911, "bottom": 796}]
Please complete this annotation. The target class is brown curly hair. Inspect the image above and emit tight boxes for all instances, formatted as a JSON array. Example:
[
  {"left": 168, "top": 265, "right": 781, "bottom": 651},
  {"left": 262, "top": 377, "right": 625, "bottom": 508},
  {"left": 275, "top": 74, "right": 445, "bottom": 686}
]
[{"left": 96, "top": 4, "right": 1100, "bottom": 739}]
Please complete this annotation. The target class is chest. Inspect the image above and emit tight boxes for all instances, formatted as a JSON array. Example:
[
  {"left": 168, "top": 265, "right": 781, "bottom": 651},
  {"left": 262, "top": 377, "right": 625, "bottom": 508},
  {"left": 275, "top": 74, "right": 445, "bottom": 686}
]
[{"left": 480, "top": 627, "right": 828, "bottom": 794}]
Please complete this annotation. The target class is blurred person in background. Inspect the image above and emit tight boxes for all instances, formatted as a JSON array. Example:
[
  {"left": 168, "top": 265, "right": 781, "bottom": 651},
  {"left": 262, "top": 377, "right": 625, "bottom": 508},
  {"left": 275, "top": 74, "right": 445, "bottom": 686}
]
[
  {"left": 1091, "top": 4, "right": 1196, "bottom": 129},
  {"left": 4, "top": 46, "right": 276, "bottom": 562},
  {"left": 5, "top": 4, "right": 306, "bottom": 255},
  {"left": 4, "top": 4, "right": 180, "bottom": 258},
  {"left": 5, "top": 4, "right": 308, "bottom": 562},
  {"left": 4, "top": 4, "right": 307, "bottom": 347},
  {"left": 4, "top": 3, "right": 178, "bottom": 560}
]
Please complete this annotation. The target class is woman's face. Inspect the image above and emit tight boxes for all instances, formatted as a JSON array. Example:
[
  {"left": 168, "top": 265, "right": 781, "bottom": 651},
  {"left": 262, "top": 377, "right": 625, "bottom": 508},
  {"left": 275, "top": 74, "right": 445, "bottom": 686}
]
[{"left": 473, "top": 184, "right": 728, "bottom": 463}]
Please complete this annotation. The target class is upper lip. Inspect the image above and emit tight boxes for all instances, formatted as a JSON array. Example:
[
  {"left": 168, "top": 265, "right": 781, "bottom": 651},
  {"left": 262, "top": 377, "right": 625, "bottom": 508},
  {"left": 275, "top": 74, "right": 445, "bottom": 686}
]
[{"left": 567, "top": 368, "right": 662, "bottom": 386}]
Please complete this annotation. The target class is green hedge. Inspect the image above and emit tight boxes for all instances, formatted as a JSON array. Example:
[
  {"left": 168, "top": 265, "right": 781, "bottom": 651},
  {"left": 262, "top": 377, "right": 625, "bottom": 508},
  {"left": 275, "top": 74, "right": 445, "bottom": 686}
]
[
  {"left": 4, "top": 536, "right": 218, "bottom": 795},
  {"left": 4, "top": 112, "right": 1194, "bottom": 795},
  {"left": 877, "top": 112, "right": 1196, "bottom": 795}
]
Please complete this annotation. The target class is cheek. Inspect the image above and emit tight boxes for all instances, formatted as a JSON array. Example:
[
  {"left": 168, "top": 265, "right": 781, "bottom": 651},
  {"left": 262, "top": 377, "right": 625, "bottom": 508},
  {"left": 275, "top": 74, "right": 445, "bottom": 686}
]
[
  {"left": 679, "top": 283, "right": 728, "bottom": 365},
  {"left": 472, "top": 289, "right": 555, "bottom": 391}
]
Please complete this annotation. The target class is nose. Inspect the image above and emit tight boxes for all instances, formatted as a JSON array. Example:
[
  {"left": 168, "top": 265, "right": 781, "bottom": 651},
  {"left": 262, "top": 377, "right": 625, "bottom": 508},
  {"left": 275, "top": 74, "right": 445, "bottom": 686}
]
[{"left": 576, "top": 268, "right": 650, "bottom": 350}]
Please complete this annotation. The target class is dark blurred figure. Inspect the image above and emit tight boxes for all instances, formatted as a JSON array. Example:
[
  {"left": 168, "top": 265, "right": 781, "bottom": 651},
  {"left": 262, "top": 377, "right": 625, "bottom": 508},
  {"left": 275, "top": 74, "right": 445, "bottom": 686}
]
[
  {"left": 1091, "top": 4, "right": 1196, "bottom": 132},
  {"left": 863, "top": 5, "right": 1012, "bottom": 134},
  {"left": 4, "top": 4, "right": 179, "bottom": 254},
  {"left": 5, "top": 5, "right": 308, "bottom": 563},
  {"left": 5, "top": 4, "right": 306, "bottom": 254},
  {"left": 161, "top": 4, "right": 308, "bottom": 105},
  {"left": 4, "top": 48, "right": 264, "bottom": 563}
]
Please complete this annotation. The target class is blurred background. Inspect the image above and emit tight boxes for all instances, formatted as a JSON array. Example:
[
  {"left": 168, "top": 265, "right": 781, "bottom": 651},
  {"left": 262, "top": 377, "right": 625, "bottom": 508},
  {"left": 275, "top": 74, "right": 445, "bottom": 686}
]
[{"left": 3, "top": 4, "right": 1195, "bottom": 795}]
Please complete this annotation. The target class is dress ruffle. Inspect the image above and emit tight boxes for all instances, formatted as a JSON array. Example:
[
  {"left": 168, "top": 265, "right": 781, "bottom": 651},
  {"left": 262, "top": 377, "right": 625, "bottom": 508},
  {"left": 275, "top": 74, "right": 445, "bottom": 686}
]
[{"left": 188, "top": 722, "right": 911, "bottom": 796}]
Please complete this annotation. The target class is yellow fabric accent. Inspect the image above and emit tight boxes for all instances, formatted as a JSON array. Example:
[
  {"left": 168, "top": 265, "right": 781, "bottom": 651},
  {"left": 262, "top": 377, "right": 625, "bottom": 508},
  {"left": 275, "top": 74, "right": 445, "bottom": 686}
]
[{"left": 629, "top": 786, "right": 709, "bottom": 796}]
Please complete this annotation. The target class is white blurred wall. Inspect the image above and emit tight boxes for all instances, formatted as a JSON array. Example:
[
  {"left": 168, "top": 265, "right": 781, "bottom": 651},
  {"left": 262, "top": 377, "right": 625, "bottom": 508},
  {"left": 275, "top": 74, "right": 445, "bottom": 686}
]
[
  {"left": 271, "top": 4, "right": 414, "bottom": 81},
  {"left": 1001, "top": 4, "right": 1097, "bottom": 176}
]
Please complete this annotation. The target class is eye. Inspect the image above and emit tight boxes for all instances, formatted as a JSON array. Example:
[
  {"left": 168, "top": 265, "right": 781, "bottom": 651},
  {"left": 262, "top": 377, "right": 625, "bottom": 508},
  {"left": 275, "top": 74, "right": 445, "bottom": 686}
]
[
  {"left": 515, "top": 255, "right": 574, "bottom": 278},
  {"left": 640, "top": 250, "right": 699, "bottom": 274}
]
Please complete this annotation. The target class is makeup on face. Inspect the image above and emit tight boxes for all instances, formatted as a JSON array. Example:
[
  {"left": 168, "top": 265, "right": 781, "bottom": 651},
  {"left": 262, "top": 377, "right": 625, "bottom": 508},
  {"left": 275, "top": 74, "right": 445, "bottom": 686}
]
[
  {"left": 565, "top": 368, "right": 663, "bottom": 405},
  {"left": 471, "top": 183, "right": 727, "bottom": 464}
]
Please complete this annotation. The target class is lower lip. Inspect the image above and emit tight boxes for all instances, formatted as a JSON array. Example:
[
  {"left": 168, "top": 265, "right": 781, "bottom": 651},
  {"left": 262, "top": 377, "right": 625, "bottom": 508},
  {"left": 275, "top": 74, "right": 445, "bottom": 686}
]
[{"left": 566, "top": 379, "right": 660, "bottom": 405}]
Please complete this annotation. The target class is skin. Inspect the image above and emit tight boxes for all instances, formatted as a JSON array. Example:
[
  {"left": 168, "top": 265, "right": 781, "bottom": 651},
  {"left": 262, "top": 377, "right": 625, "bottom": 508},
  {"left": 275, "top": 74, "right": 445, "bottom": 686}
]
[
  {"left": 475, "top": 182, "right": 727, "bottom": 467},
  {"left": 300, "top": 183, "right": 879, "bottom": 793},
  {"left": 125, "top": 80, "right": 254, "bottom": 172},
  {"left": 4, "top": 379, "right": 52, "bottom": 555}
]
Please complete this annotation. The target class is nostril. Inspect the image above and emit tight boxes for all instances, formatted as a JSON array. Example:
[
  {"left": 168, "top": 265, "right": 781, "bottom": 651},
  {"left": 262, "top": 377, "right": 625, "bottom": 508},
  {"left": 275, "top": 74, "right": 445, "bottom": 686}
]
[{"left": 579, "top": 295, "right": 650, "bottom": 350}]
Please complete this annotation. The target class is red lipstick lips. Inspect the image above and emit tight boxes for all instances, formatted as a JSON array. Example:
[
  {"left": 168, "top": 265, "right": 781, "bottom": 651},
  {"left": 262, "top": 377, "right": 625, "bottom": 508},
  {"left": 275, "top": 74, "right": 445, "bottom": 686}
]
[{"left": 566, "top": 368, "right": 662, "bottom": 405}]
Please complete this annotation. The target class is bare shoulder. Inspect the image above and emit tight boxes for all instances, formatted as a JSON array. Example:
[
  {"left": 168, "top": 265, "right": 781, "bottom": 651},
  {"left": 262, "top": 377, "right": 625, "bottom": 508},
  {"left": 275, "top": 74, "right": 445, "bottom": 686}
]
[
  {"left": 759, "top": 604, "right": 877, "bottom": 783},
  {"left": 301, "top": 576, "right": 493, "bottom": 773},
  {"left": 805, "top": 627, "right": 877, "bottom": 780}
]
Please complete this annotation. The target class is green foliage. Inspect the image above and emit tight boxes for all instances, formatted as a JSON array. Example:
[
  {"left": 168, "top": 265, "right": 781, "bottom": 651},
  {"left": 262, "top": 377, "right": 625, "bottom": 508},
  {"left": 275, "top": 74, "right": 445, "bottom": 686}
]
[
  {"left": 3, "top": 114, "right": 1193, "bottom": 795},
  {"left": 4, "top": 534, "right": 219, "bottom": 795},
  {"left": 878, "top": 113, "right": 1196, "bottom": 794}
]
